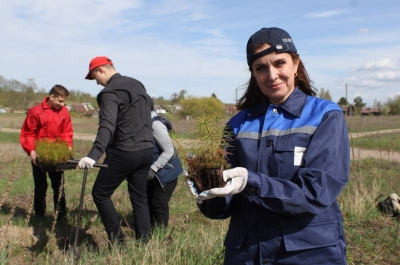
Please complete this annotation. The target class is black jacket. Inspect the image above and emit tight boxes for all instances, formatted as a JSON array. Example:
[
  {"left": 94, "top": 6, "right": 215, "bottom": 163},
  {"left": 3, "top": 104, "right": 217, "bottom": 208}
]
[{"left": 88, "top": 73, "right": 153, "bottom": 161}]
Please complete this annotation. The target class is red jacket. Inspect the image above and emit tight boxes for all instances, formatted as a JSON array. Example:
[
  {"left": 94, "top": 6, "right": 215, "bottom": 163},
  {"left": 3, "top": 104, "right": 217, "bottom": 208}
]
[{"left": 20, "top": 97, "right": 73, "bottom": 156}]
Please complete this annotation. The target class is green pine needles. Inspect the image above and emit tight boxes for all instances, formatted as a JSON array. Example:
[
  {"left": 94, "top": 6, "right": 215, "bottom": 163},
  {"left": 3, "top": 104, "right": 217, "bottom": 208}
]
[
  {"left": 174, "top": 115, "right": 232, "bottom": 192},
  {"left": 35, "top": 138, "right": 73, "bottom": 166}
]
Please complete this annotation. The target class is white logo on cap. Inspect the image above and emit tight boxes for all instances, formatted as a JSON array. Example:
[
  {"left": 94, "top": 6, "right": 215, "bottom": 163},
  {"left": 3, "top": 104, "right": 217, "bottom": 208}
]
[
  {"left": 276, "top": 44, "right": 283, "bottom": 50},
  {"left": 282, "top": 38, "right": 293, "bottom": 42}
]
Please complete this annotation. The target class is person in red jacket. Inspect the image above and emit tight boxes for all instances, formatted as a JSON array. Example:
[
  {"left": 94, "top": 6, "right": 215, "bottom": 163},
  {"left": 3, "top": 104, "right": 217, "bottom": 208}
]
[{"left": 20, "top": 85, "right": 73, "bottom": 220}]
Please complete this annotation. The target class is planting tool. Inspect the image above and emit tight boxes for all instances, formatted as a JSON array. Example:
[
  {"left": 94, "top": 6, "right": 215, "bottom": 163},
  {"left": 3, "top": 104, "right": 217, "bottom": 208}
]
[{"left": 66, "top": 159, "right": 107, "bottom": 262}]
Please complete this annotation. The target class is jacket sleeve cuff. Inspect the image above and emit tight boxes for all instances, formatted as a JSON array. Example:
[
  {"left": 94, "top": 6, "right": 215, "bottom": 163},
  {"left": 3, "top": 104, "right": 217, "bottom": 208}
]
[
  {"left": 87, "top": 149, "right": 101, "bottom": 162},
  {"left": 243, "top": 170, "right": 261, "bottom": 197},
  {"left": 151, "top": 164, "right": 158, "bottom": 172}
]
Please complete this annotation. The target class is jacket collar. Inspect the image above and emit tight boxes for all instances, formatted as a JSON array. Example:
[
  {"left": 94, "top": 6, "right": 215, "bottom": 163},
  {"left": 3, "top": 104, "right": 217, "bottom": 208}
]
[
  {"left": 42, "top": 96, "right": 64, "bottom": 112},
  {"left": 42, "top": 97, "right": 50, "bottom": 109},
  {"left": 107, "top": 73, "right": 121, "bottom": 85},
  {"left": 279, "top": 88, "right": 307, "bottom": 118},
  {"left": 247, "top": 88, "right": 307, "bottom": 118}
]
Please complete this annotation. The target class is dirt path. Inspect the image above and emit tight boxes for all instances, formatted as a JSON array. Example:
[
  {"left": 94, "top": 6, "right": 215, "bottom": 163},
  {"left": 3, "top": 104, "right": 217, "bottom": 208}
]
[
  {"left": 2, "top": 127, "right": 400, "bottom": 162},
  {"left": 348, "top": 129, "right": 400, "bottom": 162}
]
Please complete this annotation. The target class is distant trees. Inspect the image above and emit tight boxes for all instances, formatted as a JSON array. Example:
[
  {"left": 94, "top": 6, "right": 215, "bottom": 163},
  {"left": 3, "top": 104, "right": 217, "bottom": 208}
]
[
  {"left": 317, "top": 88, "right": 332, "bottom": 101},
  {"left": 179, "top": 96, "right": 225, "bottom": 119},
  {"left": 169, "top": 90, "right": 187, "bottom": 104},
  {"left": 386, "top": 95, "right": 400, "bottom": 115},
  {"left": 337, "top": 97, "right": 348, "bottom": 106},
  {"left": 2, "top": 74, "right": 399, "bottom": 117},
  {"left": 353, "top": 96, "right": 366, "bottom": 107},
  {"left": 0, "top": 75, "right": 97, "bottom": 110},
  {"left": 0, "top": 76, "right": 44, "bottom": 111}
]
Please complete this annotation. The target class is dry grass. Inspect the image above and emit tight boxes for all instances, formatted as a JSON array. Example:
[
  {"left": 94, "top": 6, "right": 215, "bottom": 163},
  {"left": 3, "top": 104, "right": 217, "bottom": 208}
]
[
  {"left": 346, "top": 115, "right": 400, "bottom": 132},
  {"left": 1, "top": 114, "right": 400, "bottom": 264}
]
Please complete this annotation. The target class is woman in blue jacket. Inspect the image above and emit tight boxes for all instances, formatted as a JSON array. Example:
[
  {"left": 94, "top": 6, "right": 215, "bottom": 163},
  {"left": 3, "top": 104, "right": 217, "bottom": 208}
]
[{"left": 187, "top": 27, "right": 350, "bottom": 265}]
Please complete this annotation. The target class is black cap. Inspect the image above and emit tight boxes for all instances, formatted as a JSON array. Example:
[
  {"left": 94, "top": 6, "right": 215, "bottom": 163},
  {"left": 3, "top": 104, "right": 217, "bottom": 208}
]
[{"left": 246, "top": 27, "right": 297, "bottom": 66}]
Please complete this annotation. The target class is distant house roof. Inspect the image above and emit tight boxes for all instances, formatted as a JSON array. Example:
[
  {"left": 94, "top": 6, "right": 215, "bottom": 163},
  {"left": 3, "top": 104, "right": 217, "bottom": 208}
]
[
  {"left": 225, "top": 105, "right": 237, "bottom": 113},
  {"left": 85, "top": 109, "right": 96, "bottom": 114},
  {"left": 71, "top": 104, "right": 88, "bottom": 112},
  {"left": 361, "top": 107, "right": 380, "bottom": 115},
  {"left": 340, "top": 104, "right": 355, "bottom": 116},
  {"left": 162, "top": 104, "right": 181, "bottom": 113},
  {"left": 70, "top": 103, "right": 98, "bottom": 117}
]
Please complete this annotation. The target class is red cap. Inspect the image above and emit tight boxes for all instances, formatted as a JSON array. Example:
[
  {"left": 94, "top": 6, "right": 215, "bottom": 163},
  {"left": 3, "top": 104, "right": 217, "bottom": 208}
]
[{"left": 85, "top": 56, "right": 113, "bottom": 80}]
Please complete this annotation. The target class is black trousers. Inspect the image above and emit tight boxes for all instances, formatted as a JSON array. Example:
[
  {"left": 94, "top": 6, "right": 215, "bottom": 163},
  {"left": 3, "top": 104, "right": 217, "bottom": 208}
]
[
  {"left": 31, "top": 163, "right": 66, "bottom": 218},
  {"left": 92, "top": 147, "right": 153, "bottom": 243},
  {"left": 147, "top": 177, "right": 178, "bottom": 228}
]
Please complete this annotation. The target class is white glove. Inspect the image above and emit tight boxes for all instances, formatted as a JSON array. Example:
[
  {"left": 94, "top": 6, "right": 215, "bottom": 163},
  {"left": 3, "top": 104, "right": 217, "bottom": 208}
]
[
  {"left": 185, "top": 179, "right": 207, "bottom": 204},
  {"left": 198, "top": 167, "right": 248, "bottom": 201},
  {"left": 390, "top": 193, "right": 400, "bottom": 213},
  {"left": 78, "top": 157, "right": 96, "bottom": 169}
]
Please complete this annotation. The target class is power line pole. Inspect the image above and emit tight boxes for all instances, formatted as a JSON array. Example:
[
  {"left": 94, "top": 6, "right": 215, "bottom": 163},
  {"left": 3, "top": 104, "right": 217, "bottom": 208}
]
[{"left": 236, "top": 87, "right": 238, "bottom": 104}]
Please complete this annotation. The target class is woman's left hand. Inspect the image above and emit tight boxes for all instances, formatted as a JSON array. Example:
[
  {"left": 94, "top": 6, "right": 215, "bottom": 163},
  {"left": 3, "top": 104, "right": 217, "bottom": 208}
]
[{"left": 198, "top": 167, "right": 248, "bottom": 201}]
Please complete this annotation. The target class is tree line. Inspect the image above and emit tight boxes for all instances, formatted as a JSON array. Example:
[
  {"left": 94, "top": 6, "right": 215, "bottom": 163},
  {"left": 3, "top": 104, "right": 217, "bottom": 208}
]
[
  {"left": 2, "top": 75, "right": 398, "bottom": 116},
  {"left": 317, "top": 88, "right": 400, "bottom": 115},
  {"left": 0, "top": 76, "right": 229, "bottom": 119},
  {"left": 0, "top": 76, "right": 98, "bottom": 111}
]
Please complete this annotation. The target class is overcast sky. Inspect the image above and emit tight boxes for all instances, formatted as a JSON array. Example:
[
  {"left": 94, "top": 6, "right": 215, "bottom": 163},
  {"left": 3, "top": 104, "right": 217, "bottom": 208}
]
[{"left": 1, "top": 0, "right": 399, "bottom": 105}]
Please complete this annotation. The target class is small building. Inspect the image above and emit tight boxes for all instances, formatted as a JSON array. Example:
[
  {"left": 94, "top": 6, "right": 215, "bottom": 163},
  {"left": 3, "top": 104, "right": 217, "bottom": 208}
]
[
  {"left": 162, "top": 104, "right": 182, "bottom": 114},
  {"left": 154, "top": 105, "right": 167, "bottom": 114},
  {"left": 225, "top": 105, "right": 237, "bottom": 116},
  {"left": 361, "top": 107, "right": 381, "bottom": 116},
  {"left": 340, "top": 105, "right": 355, "bottom": 116},
  {"left": 70, "top": 103, "right": 99, "bottom": 118}
]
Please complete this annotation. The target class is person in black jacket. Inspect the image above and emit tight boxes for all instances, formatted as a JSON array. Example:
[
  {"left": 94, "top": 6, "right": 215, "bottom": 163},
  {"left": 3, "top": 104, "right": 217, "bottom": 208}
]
[
  {"left": 147, "top": 110, "right": 183, "bottom": 229},
  {"left": 78, "top": 56, "right": 154, "bottom": 244}
]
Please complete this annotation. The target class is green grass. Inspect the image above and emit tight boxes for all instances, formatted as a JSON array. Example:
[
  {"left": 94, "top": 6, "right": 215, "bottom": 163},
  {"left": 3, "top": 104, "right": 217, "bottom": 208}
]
[
  {"left": 0, "top": 131, "right": 20, "bottom": 143},
  {"left": 341, "top": 158, "right": 400, "bottom": 265},
  {"left": 1, "top": 114, "right": 400, "bottom": 264},
  {"left": 351, "top": 132, "right": 400, "bottom": 152},
  {"left": 346, "top": 116, "right": 400, "bottom": 132},
  {"left": 3, "top": 155, "right": 399, "bottom": 264}
]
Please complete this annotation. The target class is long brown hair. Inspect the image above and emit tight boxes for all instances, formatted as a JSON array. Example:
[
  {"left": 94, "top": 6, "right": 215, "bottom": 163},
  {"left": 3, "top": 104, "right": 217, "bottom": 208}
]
[{"left": 236, "top": 53, "right": 316, "bottom": 111}]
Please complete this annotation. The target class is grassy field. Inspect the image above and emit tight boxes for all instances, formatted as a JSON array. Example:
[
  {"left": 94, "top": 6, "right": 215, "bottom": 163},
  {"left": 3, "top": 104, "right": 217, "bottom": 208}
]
[
  {"left": 0, "top": 114, "right": 400, "bottom": 264},
  {"left": 352, "top": 132, "right": 400, "bottom": 152},
  {"left": 2, "top": 112, "right": 400, "bottom": 134},
  {"left": 346, "top": 115, "right": 400, "bottom": 132}
]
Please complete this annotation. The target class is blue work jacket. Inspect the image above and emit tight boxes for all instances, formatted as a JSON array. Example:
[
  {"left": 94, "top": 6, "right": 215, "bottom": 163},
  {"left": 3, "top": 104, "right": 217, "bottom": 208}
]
[{"left": 199, "top": 88, "right": 350, "bottom": 265}]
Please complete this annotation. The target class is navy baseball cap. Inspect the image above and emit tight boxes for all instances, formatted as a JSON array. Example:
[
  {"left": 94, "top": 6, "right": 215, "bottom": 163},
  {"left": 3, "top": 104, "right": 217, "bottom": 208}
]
[{"left": 246, "top": 27, "right": 297, "bottom": 66}]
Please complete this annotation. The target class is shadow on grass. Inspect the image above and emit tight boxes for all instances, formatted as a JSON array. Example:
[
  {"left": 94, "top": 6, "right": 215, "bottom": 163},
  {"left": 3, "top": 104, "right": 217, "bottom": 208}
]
[{"left": 0, "top": 203, "right": 101, "bottom": 256}]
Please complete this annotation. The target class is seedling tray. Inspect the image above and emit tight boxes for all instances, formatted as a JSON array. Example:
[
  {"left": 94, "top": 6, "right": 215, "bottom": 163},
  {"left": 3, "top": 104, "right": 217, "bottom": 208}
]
[{"left": 37, "top": 159, "right": 77, "bottom": 173}]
